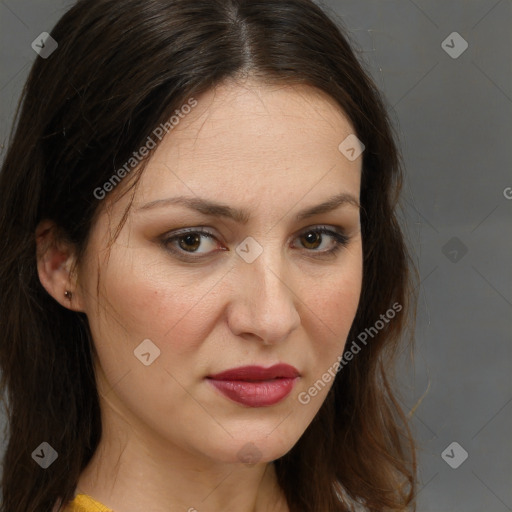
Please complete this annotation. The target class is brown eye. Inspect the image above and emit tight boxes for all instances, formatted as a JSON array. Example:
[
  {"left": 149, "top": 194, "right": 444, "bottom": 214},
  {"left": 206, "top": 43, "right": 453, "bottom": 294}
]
[
  {"left": 162, "top": 228, "right": 220, "bottom": 258},
  {"left": 294, "top": 227, "right": 349, "bottom": 255},
  {"left": 300, "top": 231, "right": 322, "bottom": 250},
  {"left": 178, "top": 233, "right": 202, "bottom": 252},
  {"left": 161, "top": 225, "right": 349, "bottom": 262}
]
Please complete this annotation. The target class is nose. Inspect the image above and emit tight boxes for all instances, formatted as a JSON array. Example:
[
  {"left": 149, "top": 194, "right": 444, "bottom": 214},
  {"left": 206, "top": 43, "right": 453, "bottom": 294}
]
[{"left": 226, "top": 248, "right": 301, "bottom": 345}]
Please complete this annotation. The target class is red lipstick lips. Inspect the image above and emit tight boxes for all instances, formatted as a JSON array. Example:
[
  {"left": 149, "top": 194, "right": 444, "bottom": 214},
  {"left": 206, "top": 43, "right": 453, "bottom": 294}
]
[{"left": 207, "top": 364, "right": 300, "bottom": 407}]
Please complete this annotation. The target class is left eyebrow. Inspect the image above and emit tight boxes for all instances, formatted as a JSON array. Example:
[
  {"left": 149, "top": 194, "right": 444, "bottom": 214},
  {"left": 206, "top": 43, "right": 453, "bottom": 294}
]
[
  {"left": 295, "top": 192, "right": 360, "bottom": 221},
  {"left": 135, "top": 192, "right": 360, "bottom": 223}
]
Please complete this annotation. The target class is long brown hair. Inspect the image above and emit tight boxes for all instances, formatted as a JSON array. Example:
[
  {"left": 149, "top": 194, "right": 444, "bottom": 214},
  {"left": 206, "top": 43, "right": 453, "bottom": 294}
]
[{"left": 0, "top": 1, "right": 417, "bottom": 510}]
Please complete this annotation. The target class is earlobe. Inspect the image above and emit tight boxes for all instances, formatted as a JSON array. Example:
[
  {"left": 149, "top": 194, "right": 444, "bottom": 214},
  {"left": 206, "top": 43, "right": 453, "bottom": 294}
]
[{"left": 35, "top": 220, "right": 84, "bottom": 312}]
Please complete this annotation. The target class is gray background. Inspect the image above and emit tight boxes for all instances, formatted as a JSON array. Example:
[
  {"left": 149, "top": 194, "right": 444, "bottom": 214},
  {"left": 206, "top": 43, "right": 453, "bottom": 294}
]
[{"left": 1, "top": 1, "right": 511, "bottom": 511}]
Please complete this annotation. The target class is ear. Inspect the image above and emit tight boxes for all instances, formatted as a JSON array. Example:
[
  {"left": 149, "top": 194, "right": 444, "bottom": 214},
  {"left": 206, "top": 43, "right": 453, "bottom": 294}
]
[{"left": 35, "top": 219, "right": 85, "bottom": 312}]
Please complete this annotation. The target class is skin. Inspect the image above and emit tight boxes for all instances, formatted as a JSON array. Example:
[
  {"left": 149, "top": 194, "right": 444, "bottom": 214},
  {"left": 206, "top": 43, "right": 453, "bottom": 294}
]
[{"left": 36, "top": 79, "right": 363, "bottom": 512}]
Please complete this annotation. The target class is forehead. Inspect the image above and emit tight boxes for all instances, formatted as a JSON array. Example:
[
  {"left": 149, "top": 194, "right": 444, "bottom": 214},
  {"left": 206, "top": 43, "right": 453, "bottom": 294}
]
[{"left": 133, "top": 80, "right": 361, "bottom": 209}]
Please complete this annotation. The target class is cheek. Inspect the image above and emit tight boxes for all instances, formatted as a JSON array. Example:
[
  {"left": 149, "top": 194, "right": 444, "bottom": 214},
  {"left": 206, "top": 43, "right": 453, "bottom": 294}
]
[
  {"left": 89, "top": 247, "right": 225, "bottom": 360},
  {"left": 299, "top": 247, "right": 363, "bottom": 368},
  {"left": 306, "top": 250, "right": 362, "bottom": 333}
]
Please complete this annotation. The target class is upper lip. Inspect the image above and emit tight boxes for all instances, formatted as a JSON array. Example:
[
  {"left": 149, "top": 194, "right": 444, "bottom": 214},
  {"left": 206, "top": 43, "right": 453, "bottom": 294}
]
[{"left": 207, "top": 364, "right": 300, "bottom": 381}]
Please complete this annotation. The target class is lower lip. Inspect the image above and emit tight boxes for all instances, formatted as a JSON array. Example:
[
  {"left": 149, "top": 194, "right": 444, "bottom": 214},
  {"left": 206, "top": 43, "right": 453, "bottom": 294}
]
[{"left": 207, "top": 378, "right": 298, "bottom": 407}]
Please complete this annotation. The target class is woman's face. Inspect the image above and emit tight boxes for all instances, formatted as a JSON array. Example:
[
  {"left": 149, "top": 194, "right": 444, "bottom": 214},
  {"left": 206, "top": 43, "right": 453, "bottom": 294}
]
[{"left": 76, "top": 80, "right": 363, "bottom": 465}]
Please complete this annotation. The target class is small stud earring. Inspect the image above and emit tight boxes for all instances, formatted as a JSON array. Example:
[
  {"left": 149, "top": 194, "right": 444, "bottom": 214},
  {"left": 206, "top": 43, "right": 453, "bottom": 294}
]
[{"left": 64, "top": 290, "right": 73, "bottom": 300}]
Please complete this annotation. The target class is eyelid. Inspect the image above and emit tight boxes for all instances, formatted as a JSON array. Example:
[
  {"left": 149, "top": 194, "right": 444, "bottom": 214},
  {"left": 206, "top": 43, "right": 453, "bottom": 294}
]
[
  {"left": 159, "top": 227, "right": 223, "bottom": 260},
  {"left": 160, "top": 224, "right": 349, "bottom": 260}
]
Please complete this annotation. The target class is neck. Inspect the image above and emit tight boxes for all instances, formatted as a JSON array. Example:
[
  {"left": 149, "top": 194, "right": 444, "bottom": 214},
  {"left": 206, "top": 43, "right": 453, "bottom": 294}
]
[{"left": 75, "top": 394, "right": 288, "bottom": 512}]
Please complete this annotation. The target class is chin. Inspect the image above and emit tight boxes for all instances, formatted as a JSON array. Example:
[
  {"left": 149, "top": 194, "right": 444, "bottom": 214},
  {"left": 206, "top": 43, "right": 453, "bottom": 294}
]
[{"left": 201, "top": 429, "right": 300, "bottom": 465}]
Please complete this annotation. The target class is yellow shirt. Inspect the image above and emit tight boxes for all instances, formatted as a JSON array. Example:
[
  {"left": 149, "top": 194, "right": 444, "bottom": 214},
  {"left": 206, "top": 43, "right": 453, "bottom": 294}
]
[{"left": 65, "top": 493, "right": 113, "bottom": 512}]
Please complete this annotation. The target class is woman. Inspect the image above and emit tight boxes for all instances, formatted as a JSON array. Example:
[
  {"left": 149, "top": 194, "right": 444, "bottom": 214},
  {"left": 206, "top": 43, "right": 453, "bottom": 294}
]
[{"left": 0, "top": 0, "right": 417, "bottom": 511}]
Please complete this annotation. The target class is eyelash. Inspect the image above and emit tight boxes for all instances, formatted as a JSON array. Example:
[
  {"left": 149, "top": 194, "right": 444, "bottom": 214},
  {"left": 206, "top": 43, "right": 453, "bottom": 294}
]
[{"left": 160, "top": 225, "right": 349, "bottom": 261}]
